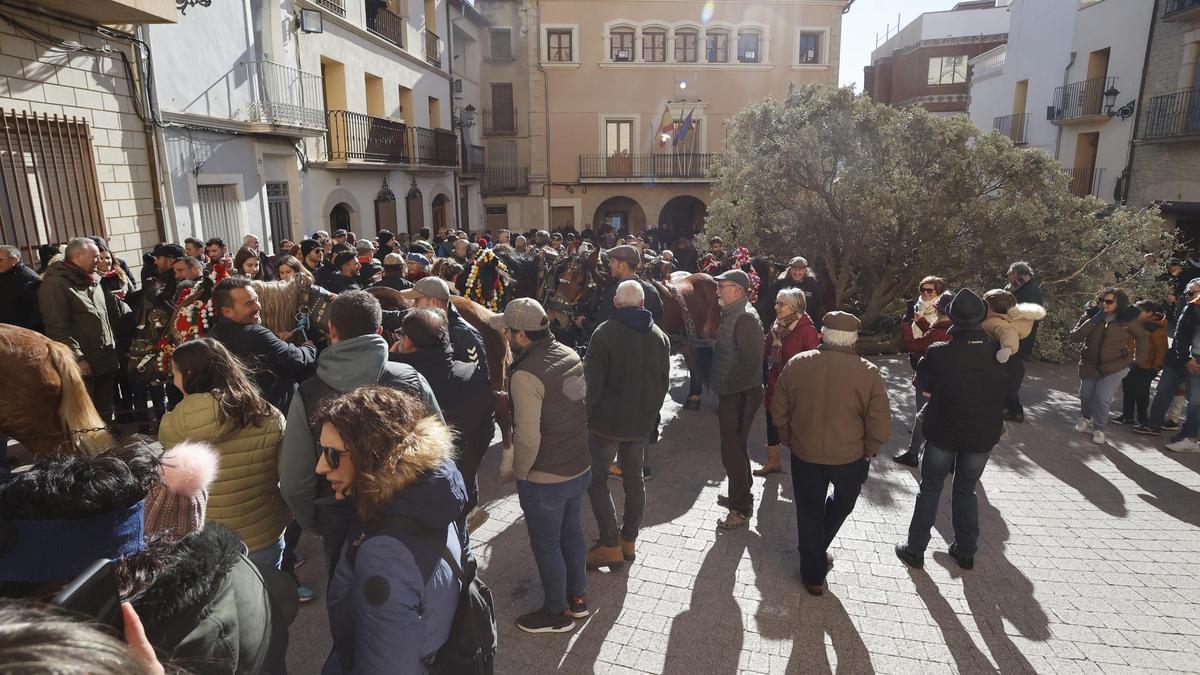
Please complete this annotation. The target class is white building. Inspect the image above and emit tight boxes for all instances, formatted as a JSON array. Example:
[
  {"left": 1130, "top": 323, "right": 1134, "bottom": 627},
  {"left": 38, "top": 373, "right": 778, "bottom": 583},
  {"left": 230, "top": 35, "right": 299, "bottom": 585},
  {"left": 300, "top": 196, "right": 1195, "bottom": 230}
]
[
  {"left": 967, "top": 0, "right": 1156, "bottom": 204},
  {"left": 148, "top": 0, "right": 485, "bottom": 252}
]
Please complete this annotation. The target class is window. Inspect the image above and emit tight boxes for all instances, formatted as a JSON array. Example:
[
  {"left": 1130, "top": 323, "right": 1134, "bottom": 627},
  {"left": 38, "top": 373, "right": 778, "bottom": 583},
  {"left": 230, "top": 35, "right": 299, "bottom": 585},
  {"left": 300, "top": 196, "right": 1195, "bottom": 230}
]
[
  {"left": 675, "top": 30, "right": 698, "bottom": 63},
  {"left": 547, "top": 29, "right": 572, "bottom": 62},
  {"left": 927, "top": 55, "right": 968, "bottom": 85},
  {"left": 428, "top": 96, "right": 441, "bottom": 128},
  {"left": 489, "top": 29, "right": 512, "bottom": 60},
  {"left": 798, "top": 32, "right": 821, "bottom": 64},
  {"left": 644, "top": 30, "right": 666, "bottom": 62},
  {"left": 611, "top": 29, "right": 634, "bottom": 61},
  {"left": 606, "top": 119, "right": 632, "bottom": 156},
  {"left": 737, "top": 31, "right": 760, "bottom": 63},
  {"left": 198, "top": 185, "right": 243, "bottom": 246},
  {"left": 706, "top": 30, "right": 729, "bottom": 63}
]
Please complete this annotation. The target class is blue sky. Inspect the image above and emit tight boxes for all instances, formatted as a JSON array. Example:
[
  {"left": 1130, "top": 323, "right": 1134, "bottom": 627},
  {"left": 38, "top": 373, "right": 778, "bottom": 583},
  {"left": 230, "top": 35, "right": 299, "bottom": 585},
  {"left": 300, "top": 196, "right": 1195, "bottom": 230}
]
[{"left": 839, "top": 0, "right": 963, "bottom": 90}]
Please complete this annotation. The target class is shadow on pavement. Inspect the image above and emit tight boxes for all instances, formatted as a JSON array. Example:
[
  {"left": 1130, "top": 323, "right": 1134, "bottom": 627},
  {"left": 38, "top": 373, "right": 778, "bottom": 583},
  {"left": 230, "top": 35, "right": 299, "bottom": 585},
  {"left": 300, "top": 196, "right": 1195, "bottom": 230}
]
[{"left": 1102, "top": 445, "right": 1200, "bottom": 528}]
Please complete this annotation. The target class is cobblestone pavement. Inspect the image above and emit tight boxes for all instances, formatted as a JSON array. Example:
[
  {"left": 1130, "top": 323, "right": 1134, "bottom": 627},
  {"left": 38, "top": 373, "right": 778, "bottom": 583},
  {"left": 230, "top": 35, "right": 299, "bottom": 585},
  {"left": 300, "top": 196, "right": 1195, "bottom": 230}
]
[{"left": 287, "top": 355, "right": 1200, "bottom": 674}]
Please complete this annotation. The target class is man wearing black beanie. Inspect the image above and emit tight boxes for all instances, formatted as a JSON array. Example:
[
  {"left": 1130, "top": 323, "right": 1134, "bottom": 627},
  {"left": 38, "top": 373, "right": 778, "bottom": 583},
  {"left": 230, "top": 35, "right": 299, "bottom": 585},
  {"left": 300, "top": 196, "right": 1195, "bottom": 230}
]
[{"left": 896, "top": 288, "right": 1013, "bottom": 572}]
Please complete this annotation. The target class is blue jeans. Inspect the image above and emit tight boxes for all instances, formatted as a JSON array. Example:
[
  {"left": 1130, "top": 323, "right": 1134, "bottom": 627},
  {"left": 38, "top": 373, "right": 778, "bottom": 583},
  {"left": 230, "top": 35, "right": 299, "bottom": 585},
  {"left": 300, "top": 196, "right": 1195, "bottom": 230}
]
[
  {"left": 1149, "top": 363, "right": 1188, "bottom": 428},
  {"left": 906, "top": 443, "right": 991, "bottom": 557},
  {"left": 517, "top": 471, "right": 591, "bottom": 614},
  {"left": 247, "top": 534, "right": 285, "bottom": 570},
  {"left": 1079, "top": 368, "right": 1128, "bottom": 431}
]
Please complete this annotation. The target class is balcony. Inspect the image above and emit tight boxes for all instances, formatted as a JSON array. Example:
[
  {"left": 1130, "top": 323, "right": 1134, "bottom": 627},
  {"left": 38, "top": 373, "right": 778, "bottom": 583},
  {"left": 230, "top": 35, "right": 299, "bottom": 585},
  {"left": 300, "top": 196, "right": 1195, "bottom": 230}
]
[
  {"left": 993, "top": 113, "right": 1030, "bottom": 145},
  {"left": 462, "top": 144, "right": 485, "bottom": 177},
  {"left": 367, "top": 5, "right": 404, "bottom": 48},
  {"left": 243, "top": 61, "right": 325, "bottom": 134},
  {"left": 971, "top": 45, "right": 1006, "bottom": 82},
  {"left": 32, "top": 0, "right": 176, "bottom": 23},
  {"left": 425, "top": 30, "right": 441, "bottom": 67},
  {"left": 314, "top": 0, "right": 346, "bottom": 18},
  {"left": 1144, "top": 89, "right": 1200, "bottom": 140},
  {"left": 325, "top": 110, "right": 458, "bottom": 167},
  {"left": 483, "top": 108, "right": 517, "bottom": 136},
  {"left": 1065, "top": 168, "right": 1104, "bottom": 198},
  {"left": 1050, "top": 77, "right": 1116, "bottom": 125},
  {"left": 483, "top": 166, "right": 529, "bottom": 194},
  {"left": 1164, "top": 0, "right": 1200, "bottom": 21},
  {"left": 579, "top": 153, "right": 720, "bottom": 182}
]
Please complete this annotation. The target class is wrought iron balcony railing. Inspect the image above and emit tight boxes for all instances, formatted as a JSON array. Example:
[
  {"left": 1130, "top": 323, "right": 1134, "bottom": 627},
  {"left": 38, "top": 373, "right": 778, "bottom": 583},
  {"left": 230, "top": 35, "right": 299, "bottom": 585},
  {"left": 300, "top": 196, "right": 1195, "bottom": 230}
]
[
  {"left": 483, "top": 166, "right": 529, "bottom": 194},
  {"left": 1065, "top": 168, "right": 1104, "bottom": 198},
  {"left": 579, "top": 153, "right": 720, "bottom": 181},
  {"left": 1164, "top": 0, "right": 1200, "bottom": 20},
  {"left": 410, "top": 126, "right": 458, "bottom": 166},
  {"left": 483, "top": 108, "right": 517, "bottom": 136},
  {"left": 993, "top": 113, "right": 1030, "bottom": 145},
  {"left": 243, "top": 61, "right": 325, "bottom": 130},
  {"left": 462, "top": 144, "right": 485, "bottom": 176},
  {"left": 1050, "top": 77, "right": 1115, "bottom": 121},
  {"left": 367, "top": 6, "right": 404, "bottom": 48},
  {"left": 1144, "top": 88, "right": 1200, "bottom": 139},
  {"left": 325, "top": 111, "right": 458, "bottom": 167},
  {"left": 425, "top": 30, "right": 441, "bottom": 66},
  {"left": 314, "top": 0, "right": 345, "bottom": 18}
]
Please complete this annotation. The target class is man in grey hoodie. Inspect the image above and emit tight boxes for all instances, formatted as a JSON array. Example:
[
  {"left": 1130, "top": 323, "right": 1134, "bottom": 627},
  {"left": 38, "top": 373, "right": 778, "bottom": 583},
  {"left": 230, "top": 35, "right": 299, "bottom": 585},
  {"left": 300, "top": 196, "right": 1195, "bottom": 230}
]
[{"left": 279, "top": 290, "right": 441, "bottom": 573}]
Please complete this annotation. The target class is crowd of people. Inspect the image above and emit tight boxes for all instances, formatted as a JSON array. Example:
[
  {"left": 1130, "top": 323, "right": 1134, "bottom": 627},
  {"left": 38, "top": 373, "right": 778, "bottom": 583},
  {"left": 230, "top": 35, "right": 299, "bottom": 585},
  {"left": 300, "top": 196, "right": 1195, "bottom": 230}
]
[{"left": 3, "top": 223, "right": 1199, "bottom": 671}]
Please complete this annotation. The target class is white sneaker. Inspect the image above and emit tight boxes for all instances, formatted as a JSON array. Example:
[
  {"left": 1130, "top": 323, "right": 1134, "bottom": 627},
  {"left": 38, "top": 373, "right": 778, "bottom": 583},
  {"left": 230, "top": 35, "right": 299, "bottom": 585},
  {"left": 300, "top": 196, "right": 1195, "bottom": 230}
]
[
  {"left": 1074, "top": 419, "right": 1092, "bottom": 433},
  {"left": 1091, "top": 430, "right": 1106, "bottom": 445},
  {"left": 1165, "top": 438, "right": 1200, "bottom": 453}
]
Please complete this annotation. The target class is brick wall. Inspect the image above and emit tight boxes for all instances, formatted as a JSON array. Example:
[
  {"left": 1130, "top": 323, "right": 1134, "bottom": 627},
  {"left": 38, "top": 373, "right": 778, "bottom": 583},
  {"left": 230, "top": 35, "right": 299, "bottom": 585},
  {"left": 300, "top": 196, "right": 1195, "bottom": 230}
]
[
  {"left": 868, "top": 37, "right": 1006, "bottom": 113},
  {"left": 0, "top": 5, "right": 160, "bottom": 276}
]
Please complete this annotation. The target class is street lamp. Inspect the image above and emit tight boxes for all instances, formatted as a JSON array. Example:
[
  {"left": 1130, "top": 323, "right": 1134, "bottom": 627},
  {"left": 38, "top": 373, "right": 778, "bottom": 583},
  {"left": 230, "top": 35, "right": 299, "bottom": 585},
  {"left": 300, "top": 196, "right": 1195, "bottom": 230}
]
[
  {"left": 1104, "top": 86, "right": 1136, "bottom": 120},
  {"left": 453, "top": 104, "right": 476, "bottom": 130}
]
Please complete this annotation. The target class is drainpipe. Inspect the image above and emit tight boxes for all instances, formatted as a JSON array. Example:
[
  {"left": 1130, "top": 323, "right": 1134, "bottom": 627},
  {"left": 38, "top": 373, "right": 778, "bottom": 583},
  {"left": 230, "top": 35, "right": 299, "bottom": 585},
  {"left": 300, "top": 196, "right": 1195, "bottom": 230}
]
[
  {"left": 536, "top": 0, "right": 551, "bottom": 228},
  {"left": 447, "top": 0, "right": 462, "bottom": 234},
  {"left": 1054, "top": 51, "right": 1076, "bottom": 162},
  {"left": 133, "top": 27, "right": 174, "bottom": 245},
  {"left": 1120, "top": 0, "right": 1159, "bottom": 206}
]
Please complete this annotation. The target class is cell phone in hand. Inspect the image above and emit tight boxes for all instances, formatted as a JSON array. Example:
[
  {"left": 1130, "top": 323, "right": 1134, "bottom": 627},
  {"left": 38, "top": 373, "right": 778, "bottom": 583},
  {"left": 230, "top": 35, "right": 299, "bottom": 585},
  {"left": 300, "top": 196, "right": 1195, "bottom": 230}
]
[{"left": 51, "top": 558, "right": 123, "bottom": 636}]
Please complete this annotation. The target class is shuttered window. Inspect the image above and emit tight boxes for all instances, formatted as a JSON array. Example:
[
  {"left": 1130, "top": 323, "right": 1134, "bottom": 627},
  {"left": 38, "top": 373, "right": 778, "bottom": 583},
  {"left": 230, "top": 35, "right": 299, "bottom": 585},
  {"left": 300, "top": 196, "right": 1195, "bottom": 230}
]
[{"left": 197, "top": 184, "right": 243, "bottom": 247}]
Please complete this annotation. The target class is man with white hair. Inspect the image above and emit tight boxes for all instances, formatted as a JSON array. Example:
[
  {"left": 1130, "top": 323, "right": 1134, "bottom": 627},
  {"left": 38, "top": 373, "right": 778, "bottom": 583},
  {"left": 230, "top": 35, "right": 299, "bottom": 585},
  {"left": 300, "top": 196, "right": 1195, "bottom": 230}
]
[
  {"left": 37, "top": 237, "right": 121, "bottom": 420},
  {"left": 771, "top": 311, "right": 891, "bottom": 595},
  {"left": 0, "top": 244, "right": 41, "bottom": 329},
  {"left": 583, "top": 280, "right": 671, "bottom": 571}
]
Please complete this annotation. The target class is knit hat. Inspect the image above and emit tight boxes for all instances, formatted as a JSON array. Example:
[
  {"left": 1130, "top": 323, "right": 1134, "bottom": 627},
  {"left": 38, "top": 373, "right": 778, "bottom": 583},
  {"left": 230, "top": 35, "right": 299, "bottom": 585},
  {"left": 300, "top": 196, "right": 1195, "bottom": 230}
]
[
  {"left": 714, "top": 269, "right": 751, "bottom": 291},
  {"left": 934, "top": 290, "right": 956, "bottom": 314},
  {"left": 406, "top": 252, "right": 431, "bottom": 266},
  {"left": 822, "top": 311, "right": 861, "bottom": 332},
  {"left": 488, "top": 297, "right": 550, "bottom": 332},
  {"left": 152, "top": 243, "right": 185, "bottom": 259},
  {"left": 948, "top": 288, "right": 988, "bottom": 328},
  {"left": 143, "top": 441, "right": 219, "bottom": 543},
  {"left": 300, "top": 239, "right": 321, "bottom": 257}
]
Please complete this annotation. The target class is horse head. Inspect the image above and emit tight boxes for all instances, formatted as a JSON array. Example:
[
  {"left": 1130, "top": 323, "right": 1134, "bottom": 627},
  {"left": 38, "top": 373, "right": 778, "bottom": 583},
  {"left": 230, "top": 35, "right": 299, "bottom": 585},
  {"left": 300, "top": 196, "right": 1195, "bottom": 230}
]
[
  {"left": 544, "top": 244, "right": 603, "bottom": 335},
  {"left": 254, "top": 277, "right": 333, "bottom": 347}
]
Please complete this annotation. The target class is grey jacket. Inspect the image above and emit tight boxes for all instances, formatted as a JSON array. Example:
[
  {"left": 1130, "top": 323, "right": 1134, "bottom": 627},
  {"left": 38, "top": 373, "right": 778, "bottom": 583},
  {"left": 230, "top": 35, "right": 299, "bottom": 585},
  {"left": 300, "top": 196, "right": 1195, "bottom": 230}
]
[{"left": 711, "top": 296, "right": 764, "bottom": 396}]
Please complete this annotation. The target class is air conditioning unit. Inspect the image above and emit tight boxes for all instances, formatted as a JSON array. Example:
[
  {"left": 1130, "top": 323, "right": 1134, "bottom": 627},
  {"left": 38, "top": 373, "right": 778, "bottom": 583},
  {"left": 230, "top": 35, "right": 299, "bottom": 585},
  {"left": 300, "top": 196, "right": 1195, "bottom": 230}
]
[
  {"left": 615, "top": 49, "right": 631, "bottom": 62},
  {"left": 452, "top": 79, "right": 462, "bottom": 93}
]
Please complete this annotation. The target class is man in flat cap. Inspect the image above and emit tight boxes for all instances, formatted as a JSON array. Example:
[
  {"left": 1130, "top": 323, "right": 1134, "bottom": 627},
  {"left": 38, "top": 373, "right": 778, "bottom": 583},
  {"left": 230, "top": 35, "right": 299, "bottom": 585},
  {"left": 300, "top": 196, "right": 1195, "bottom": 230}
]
[
  {"left": 402, "top": 276, "right": 487, "bottom": 373},
  {"left": 771, "top": 311, "right": 891, "bottom": 596},
  {"left": 594, "top": 244, "right": 663, "bottom": 329}
]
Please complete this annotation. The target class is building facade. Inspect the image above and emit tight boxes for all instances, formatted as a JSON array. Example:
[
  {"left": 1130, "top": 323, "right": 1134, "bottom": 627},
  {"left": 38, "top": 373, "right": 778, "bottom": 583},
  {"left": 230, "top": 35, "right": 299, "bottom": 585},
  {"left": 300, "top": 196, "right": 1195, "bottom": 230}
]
[
  {"left": 1128, "top": 0, "right": 1200, "bottom": 238},
  {"left": 0, "top": 0, "right": 176, "bottom": 273},
  {"left": 966, "top": 0, "right": 1155, "bottom": 203},
  {"left": 476, "top": 0, "right": 849, "bottom": 239},
  {"left": 864, "top": 0, "right": 1009, "bottom": 115}
]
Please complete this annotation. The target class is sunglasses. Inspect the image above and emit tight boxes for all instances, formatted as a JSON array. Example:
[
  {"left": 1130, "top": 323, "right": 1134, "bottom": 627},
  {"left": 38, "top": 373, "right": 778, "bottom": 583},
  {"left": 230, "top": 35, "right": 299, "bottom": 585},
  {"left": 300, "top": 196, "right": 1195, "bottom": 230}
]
[
  {"left": 920, "top": 287, "right": 937, "bottom": 294},
  {"left": 320, "top": 445, "right": 349, "bottom": 469}
]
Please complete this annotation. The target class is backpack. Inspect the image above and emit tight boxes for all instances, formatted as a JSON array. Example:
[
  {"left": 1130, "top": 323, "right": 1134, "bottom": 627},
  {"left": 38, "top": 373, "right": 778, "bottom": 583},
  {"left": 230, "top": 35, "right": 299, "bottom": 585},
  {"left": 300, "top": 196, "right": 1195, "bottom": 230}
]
[{"left": 348, "top": 516, "right": 497, "bottom": 675}]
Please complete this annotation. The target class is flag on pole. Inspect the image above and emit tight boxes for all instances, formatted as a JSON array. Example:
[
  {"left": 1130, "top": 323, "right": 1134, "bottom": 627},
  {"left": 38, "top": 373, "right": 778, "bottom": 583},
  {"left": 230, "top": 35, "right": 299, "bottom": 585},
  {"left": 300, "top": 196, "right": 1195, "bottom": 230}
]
[
  {"left": 657, "top": 105, "right": 674, "bottom": 149},
  {"left": 673, "top": 109, "right": 695, "bottom": 148}
]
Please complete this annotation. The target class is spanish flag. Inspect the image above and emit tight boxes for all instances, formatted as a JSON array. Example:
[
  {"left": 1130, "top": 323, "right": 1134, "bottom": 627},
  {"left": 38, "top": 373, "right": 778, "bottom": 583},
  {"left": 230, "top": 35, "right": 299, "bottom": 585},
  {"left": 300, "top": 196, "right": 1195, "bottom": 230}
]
[{"left": 657, "top": 104, "right": 674, "bottom": 149}]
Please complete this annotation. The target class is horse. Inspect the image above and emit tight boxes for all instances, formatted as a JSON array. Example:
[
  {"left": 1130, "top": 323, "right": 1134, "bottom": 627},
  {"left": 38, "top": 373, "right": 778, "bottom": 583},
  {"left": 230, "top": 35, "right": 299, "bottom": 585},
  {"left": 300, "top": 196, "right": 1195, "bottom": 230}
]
[
  {"left": 544, "top": 245, "right": 720, "bottom": 409},
  {"left": 364, "top": 286, "right": 517, "bottom": 475},
  {"left": 171, "top": 275, "right": 334, "bottom": 347},
  {"left": 0, "top": 324, "right": 116, "bottom": 457}
]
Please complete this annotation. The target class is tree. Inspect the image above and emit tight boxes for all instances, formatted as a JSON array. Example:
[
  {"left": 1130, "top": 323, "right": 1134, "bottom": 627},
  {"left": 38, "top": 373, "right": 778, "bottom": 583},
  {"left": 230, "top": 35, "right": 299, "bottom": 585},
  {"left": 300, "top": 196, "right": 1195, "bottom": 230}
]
[{"left": 705, "top": 84, "right": 1171, "bottom": 361}]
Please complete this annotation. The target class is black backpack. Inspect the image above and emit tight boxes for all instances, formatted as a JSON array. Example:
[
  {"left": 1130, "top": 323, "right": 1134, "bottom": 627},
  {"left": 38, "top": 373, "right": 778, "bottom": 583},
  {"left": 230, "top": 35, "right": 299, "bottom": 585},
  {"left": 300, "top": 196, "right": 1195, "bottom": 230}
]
[{"left": 348, "top": 516, "right": 497, "bottom": 675}]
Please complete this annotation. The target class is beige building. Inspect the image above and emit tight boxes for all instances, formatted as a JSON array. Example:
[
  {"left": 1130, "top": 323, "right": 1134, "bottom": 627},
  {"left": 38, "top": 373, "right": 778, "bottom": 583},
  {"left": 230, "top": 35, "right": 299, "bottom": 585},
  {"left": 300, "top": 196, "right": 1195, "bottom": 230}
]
[
  {"left": 0, "top": 0, "right": 176, "bottom": 273},
  {"left": 477, "top": 0, "right": 849, "bottom": 241}
]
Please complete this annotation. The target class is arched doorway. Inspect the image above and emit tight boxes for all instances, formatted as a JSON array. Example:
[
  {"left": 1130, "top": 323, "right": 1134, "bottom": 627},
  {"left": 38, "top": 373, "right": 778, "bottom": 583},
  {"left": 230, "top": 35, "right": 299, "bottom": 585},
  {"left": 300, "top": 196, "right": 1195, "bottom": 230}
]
[
  {"left": 591, "top": 196, "right": 647, "bottom": 236},
  {"left": 431, "top": 193, "right": 451, "bottom": 233},
  {"left": 658, "top": 195, "right": 708, "bottom": 244},
  {"left": 329, "top": 202, "right": 352, "bottom": 231},
  {"left": 405, "top": 182, "right": 424, "bottom": 240}
]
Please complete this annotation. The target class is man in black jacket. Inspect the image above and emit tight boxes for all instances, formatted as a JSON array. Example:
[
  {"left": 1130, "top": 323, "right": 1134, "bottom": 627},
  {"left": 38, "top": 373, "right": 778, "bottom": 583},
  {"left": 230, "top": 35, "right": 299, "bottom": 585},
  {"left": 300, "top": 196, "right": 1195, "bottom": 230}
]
[
  {"left": 371, "top": 253, "right": 414, "bottom": 291},
  {"left": 592, "top": 245, "right": 663, "bottom": 328},
  {"left": 896, "top": 289, "right": 1012, "bottom": 572},
  {"left": 1003, "top": 261, "right": 1044, "bottom": 421},
  {"left": 1140, "top": 277, "right": 1200, "bottom": 437},
  {"left": 207, "top": 277, "right": 317, "bottom": 412},
  {"left": 323, "top": 251, "right": 362, "bottom": 294},
  {"left": 0, "top": 245, "right": 41, "bottom": 330},
  {"left": 391, "top": 308, "right": 494, "bottom": 530},
  {"left": 402, "top": 276, "right": 488, "bottom": 377}
]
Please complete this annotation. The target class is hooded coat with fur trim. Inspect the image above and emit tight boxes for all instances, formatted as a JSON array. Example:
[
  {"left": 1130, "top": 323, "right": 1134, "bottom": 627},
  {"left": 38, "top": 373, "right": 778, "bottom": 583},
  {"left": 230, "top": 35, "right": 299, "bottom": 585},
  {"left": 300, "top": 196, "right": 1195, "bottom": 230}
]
[
  {"left": 324, "top": 416, "right": 467, "bottom": 675},
  {"left": 982, "top": 303, "right": 1046, "bottom": 354},
  {"left": 1070, "top": 305, "right": 1150, "bottom": 379}
]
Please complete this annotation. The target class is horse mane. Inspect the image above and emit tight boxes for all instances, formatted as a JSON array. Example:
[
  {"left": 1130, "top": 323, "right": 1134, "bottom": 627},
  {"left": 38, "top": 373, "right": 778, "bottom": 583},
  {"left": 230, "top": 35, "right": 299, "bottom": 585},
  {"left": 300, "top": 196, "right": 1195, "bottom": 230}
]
[
  {"left": 44, "top": 338, "right": 114, "bottom": 455},
  {"left": 253, "top": 277, "right": 305, "bottom": 336}
]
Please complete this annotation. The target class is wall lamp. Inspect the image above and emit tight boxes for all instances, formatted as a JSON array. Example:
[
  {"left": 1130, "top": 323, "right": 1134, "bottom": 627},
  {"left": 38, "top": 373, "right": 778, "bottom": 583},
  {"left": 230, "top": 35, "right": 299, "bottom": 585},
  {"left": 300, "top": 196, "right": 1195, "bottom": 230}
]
[{"left": 1104, "top": 87, "right": 1136, "bottom": 120}]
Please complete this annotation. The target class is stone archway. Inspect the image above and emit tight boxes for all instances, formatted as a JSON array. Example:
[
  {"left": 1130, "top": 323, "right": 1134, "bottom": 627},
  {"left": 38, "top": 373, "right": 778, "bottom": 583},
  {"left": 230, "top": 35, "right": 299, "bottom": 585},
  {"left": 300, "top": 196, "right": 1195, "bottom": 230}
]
[
  {"left": 591, "top": 196, "right": 647, "bottom": 235},
  {"left": 657, "top": 195, "right": 707, "bottom": 244},
  {"left": 329, "top": 202, "right": 353, "bottom": 231}
]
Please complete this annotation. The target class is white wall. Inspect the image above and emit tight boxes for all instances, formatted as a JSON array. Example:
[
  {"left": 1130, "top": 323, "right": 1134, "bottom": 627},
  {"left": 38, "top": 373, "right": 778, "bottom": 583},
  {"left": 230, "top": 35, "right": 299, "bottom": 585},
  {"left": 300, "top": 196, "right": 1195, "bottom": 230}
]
[
  {"left": 299, "top": 169, "right": 457, "bottom": 238},
  {"left": 872, "top": 4, "right": 1011, "bottom": 63}
]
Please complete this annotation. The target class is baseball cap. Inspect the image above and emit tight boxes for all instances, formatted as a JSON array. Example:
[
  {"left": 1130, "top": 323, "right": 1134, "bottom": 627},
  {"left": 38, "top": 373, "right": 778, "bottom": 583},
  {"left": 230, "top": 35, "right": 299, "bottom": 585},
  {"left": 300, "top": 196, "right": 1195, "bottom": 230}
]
[
  {"left": 383, "top": 252, "right": 405, "bottom": 268},
  {"left": 488, "top": 297, "right": 550, "bottom": 332},
  {"left": 355, "top": 239, "right": 376, "bottom": 252},
  {"left": 152, "top": 243, "right": 185, "bottom": 259},
  {"left": 401, "top": 276, "right": 451, "bottom": 301}
]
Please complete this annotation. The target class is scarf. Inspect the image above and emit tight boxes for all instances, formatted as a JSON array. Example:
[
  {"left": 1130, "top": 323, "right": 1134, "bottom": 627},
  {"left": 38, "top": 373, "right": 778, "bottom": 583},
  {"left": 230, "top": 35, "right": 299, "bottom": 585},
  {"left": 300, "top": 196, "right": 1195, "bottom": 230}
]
[{"left": 769, "top": 313, "right": 800, "bottom": 370}]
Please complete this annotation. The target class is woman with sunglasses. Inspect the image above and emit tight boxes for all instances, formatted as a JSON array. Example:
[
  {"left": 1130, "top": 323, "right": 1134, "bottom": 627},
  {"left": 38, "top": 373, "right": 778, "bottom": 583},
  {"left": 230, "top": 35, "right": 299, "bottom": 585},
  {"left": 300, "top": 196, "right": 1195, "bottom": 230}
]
[
  {"left": 895, "top": 290, "right": 955, "bottom": 467},
  {"left": 314, "top": 385, "right": 467, "bottom": 674},
  {"left": 1069, "top": 288, "right": 1149, "bottom": 444}
]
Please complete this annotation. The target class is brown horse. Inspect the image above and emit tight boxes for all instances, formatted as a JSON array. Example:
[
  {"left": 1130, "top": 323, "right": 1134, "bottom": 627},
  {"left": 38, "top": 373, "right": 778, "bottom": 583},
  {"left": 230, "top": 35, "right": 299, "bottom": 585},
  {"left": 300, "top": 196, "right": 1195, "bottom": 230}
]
[
  {"left": 0, "top": 324, "right": 116, "bottom": 457},
  {"left": 170, "top": 275, "right": 334, "bottom": 346},
  {"left": 364, "top": 286, "right": 516, "bottom": 473}
]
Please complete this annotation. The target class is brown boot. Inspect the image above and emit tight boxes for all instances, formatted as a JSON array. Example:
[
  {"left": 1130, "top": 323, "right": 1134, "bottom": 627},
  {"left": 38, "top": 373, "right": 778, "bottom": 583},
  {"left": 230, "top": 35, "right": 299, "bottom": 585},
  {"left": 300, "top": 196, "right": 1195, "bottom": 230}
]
[
  {"left": 620, "top": 538, "right": 636, "bottom": 562},
  {"left": 586, "top": 542, "right": 625, "bottom": 570},
  {"left": 753, "top": 446, "right": 784, "bottom": 477}
]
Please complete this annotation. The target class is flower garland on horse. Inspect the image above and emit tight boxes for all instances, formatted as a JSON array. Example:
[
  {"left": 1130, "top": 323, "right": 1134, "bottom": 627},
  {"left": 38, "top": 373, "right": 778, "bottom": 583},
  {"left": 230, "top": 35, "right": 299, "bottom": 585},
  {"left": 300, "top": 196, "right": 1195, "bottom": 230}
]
[{"left": 464, "top": 247, "right": 511, "bottom": 312}]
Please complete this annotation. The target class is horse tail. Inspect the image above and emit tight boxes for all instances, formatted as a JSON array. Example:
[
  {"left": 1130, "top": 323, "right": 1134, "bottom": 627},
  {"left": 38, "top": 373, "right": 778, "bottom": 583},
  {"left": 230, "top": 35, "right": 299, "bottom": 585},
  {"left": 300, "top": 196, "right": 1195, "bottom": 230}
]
[{"left": 46, "top": 341, "right": 114, "bottom": 456}]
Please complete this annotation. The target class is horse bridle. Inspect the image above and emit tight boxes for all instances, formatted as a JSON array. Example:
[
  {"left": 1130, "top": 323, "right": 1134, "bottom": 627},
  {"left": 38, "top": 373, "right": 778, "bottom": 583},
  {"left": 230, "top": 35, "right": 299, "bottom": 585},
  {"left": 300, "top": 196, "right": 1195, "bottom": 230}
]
[{"left": 544, "top": 255, "right": 599, "bottom": 323}]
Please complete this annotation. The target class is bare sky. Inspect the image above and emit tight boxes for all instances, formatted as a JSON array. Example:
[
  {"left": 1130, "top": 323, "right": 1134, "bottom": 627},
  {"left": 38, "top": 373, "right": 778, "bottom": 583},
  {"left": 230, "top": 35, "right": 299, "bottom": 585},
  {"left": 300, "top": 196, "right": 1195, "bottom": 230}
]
[{"left": 839, "top": 0, "right": 963, "bottom": 90}]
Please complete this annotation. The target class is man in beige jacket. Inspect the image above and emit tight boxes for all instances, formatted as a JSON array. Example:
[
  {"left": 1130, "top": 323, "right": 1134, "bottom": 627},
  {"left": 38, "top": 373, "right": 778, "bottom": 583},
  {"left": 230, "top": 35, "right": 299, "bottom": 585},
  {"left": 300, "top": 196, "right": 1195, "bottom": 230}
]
[{"left": 771, "top": 311, "right": 891, "bottom": 595}]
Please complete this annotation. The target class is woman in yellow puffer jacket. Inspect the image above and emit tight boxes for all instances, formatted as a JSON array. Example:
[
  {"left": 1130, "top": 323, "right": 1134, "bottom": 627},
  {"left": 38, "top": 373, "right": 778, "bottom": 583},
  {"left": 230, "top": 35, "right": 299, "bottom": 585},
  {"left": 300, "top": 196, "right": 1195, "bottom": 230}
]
[{"left": 159, "top": 337, "right": 290, "bottom": 568}]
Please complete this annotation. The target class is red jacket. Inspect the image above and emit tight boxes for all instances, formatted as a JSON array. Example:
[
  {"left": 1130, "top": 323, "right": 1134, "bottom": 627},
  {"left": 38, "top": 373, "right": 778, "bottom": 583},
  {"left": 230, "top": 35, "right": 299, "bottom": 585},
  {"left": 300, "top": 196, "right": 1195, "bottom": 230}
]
[
  {"left": 903, "top": 316, "right": 952, "bottom": 358},
  {"left": 764, "top": 313, "right": 822, "bottom": 408}
]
